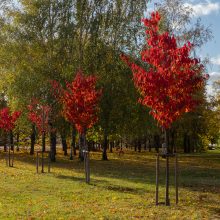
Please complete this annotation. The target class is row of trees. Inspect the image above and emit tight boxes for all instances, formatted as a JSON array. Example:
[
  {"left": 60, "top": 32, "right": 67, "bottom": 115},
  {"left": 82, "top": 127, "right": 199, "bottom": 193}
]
[{"left": 0, "top": 0, "right": 218, "bottom": 161}]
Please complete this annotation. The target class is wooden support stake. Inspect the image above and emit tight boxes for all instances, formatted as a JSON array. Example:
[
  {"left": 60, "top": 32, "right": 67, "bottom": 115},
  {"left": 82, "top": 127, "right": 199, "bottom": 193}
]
[
  {"left": 11, "top": 147, "right": 14, "bottom": 167},
  {"left": 48, "top": 152, "right": 51, "bottom": 173},
  {"left": 84, "top": 151, "right": 86, "bottom": 182},
  {"left": 87, "top": 151, "right": 90, "bottom": 183},
  {"left": 156, "top": 153, "right": 159, "bottom": 205},
  {"left": 36, "top": 151, "right": 51, "bottom": 173},
  {"left": 36, "top": 152, "right": 39, "bottom": 173},
  {"left": 175, "top": 154, "right": 178, "bottom": 204},
  {"left": 5, "top": 147, "right": 8, "bottom": 166},
  {"left": 41, "top": 151, "right": 44, "bottom": 173},
  {"left": 8, "top": 146, "right": 11, "bottom": 167},
  {"left": 165, "top": 156, "right": 170, "bottom": 206}
]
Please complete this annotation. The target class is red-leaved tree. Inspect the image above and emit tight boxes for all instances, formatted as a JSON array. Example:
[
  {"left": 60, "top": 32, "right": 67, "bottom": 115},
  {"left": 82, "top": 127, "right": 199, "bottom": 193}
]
[
  {"left": 0, "top": 107, "right": 21, "bottom": 158},
  {"left": 0, "top": 107, "right": 21, "bottom": 132},
  {"left": 63, "top": 72, "right": 101, "bottom": 134},
  {"left": 52, "top": 71, "right": 101, "bottom": 183},
  {"left": 28, "top": 99, "right": 51, "bottom": 152},
  {"left": 121, "top": 11, "right": 206, "bottom": 130},
  {"left": 28, "top": 99, "right": 51, "bottom": 134},
  {"left": 52, "top": 71, "right": 102, "bottom": 158},
  {"left": 121, "top": 11, "right": 208, "bottom": 206},
  {"left": 52, "top": 71, "right": 102, "bottom": 134}
]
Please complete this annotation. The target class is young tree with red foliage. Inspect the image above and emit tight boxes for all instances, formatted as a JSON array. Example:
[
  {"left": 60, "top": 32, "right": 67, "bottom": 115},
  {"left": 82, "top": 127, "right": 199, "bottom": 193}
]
[
  {"left": 52, "top": 71, "right": 102, "bottom": 152},
  {"left": 52, "top": 71, "right": 102, "bottom": 183},
  {"left": 28, "top": 99, "right": 51, "bottom": 152},
  {"left": 63, "top": 72, "right": 101, "bottom": 134},
  {"left": 0, "top": 107, "right": 21, "bottom": 132},
  {"left": 121, "top": 11, "right": 207, "bottom": 206},
  {"left": 121, "top": 11, "right": 206, "bottom": 132},
  {"left": 0, "top": 107, "right": 21, "bottom": 167}
]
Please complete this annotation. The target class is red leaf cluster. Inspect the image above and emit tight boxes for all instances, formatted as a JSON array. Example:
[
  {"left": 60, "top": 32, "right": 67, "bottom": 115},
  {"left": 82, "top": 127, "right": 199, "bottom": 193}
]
[
  {"left": 52, "top": 71, "right": 102, "bottom": 134},
  {"left": 0, "top": 107, "right": 21, "bottom": 132},
  {"left": 121, "top": 11, "right": 206, "bottom": 128},
  {"left": 27, "top": 99, "right": 51, "bottom": 133}
]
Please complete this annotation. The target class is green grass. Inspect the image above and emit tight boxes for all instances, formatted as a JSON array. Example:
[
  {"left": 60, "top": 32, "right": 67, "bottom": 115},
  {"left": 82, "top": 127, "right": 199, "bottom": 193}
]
[{"left": 0, "top": 148, "right": 220, "bottom": 219}]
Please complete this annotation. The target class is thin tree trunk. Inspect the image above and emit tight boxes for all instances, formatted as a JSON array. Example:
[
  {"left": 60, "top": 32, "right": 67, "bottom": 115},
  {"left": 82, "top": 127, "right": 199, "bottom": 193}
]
[
  {"left": 72, "top": 127, "right": 77, "bottom": 156},
  {"left": 41, "top": 131, "right": 45, "bottom": 173},
  {"left": 79, "top": 132, "right": 84, "bottom": 161},
  {"left": 171, "top": 130, "right": 175, "bottom": 153},
  {"left": 102, "top": 133, "right": 108, "bottom": 160},
  {"left": 81, "top": 128, "right": 90, "bottom": 183},
  {"left": 42, "top": 132, "right": 46, "bottom": 152},
  {"left": 164, "top": 128, "right": 170, "bottom": 206},
  {"left": 110, "top": 141, "right": 113, "bottom": 153},
  {"left": 91, "top": 141, "right": 95, "bottom": 151},
  {"left": 70, "top": 127, "right": 76, "bottom": 160},
  {"left": 50, "top": 131, "right": 56, "bottom": 162},
  {"left": 144, "top": 138, "right": 147, "bottom": 150},
  {"left": 61, "top": 134, "right": 68, "bottom": 156},
  {"left": 30, "top": 124, "right": 36, "bottom": 155},
  {"left": 184, "top": 133, "right": 189, "bottom": 153},
  {"left": 149, "top": 139, "right": 152, "bottom": 152},
  {"left": 138, "top": 140, "right": 141, "bottom": 152},
  {"left": 10, "top": 130, "right": 14, "bottom": 151},
  {"left": 154, "top": 135, "right": 160, "bottom": 153},
  {"left": 167, "top": 129, "right": 170, "bottom": 153},
  {"left": 16, "top": 133, "right": 20, "bottom": 151},
  {"left": 187, "top": 136, "right": 191, "bottom": 153},
  {"left": 134, "top": 140, "right": 137, "bottom": 151}
]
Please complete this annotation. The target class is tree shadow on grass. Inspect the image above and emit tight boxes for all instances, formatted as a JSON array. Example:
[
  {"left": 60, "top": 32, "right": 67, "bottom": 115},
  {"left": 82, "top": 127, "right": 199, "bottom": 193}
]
[
  {"left": 211, "top": 207, "right": 220, "bottom": 218},
  {"left": 55, "top": 173, "right": 146, "bottom": 195},
  {"left": 102, "top": 185, "right": 146, "bottom": 195},
  {"left": 0, "top": 151, "right": 157, "bottom": 185},
  {"left": 1, "top": 151, "right": 220, "bottom": 193},
  {"left": 56, "top": 174, "right": 90, "bottom": 182}
]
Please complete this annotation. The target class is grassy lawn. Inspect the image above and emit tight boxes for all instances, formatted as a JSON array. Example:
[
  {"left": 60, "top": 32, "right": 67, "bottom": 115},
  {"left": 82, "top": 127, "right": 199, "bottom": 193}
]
[{"left": 0, "top": 148, "right": 220, "bottom": 219}]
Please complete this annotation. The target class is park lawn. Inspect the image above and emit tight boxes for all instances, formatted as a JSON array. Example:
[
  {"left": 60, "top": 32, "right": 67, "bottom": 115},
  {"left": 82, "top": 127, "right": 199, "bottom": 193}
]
[{"left": 0, "top": 148, "right": 220, "bottom": 219}]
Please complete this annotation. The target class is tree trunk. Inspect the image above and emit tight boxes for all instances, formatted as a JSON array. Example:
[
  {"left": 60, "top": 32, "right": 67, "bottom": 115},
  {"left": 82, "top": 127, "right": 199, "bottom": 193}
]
[
  {"left": 154, "top": 135, "right": 160, "bottom": 153},
  {"left": 50, "top": 131, "right": 56, "bottom": 162},
  {"left": 79, "top": 128, "right": 90, "bottom": 183},
  {"left": 70, "top": 127, "right": 76, "bottom": 160},
  {"left": 134, "top": 140, "right": 137, "bottom": 151},
  {"left": 187, "top": 135, "right": 191, "bottom": 153},
  {"left": 110, "top": 141, "right": 113, "bottom": 153},
  {"left": 191, "top": 135, "right": 195, "bottom": 153},
  {"left": 167, "top": 129, "right": 170, "bottom": 153},
  {"left": 144, "top": 138, "right": 147, "bottom": 151},
  {"left": 79, "top": 131, "right": 85, "bottom": 161},
  {"left": 10, "top": 130, "right": 14, "bottom": 151},
  {"left": 91, "top": 141, "right": 95, "bottom": 151},
  {"left": 42, "top": 132, "right": 46, "bottom": 152},
  {"left": 138, "top": 140, "right": 141, "bottom": 152},
  {"left": 16, "top": 133, "right": 20, "bottom": 151},
  {"left": 149, "top": 138, "right": 152, "bottom": 152},
  {"left": 61, "top": 134, "right": 68, "bottom": 156},
  {"left": 102, "top": 133, "right": 108, "bottom": 160},
  {"left": 30, "top": 124, "right": 36, "bottom": 155},
  {"left": 184, "top": 133, "right": 190, "bottom": 153},
  {"left": 81, "top": 129, "right": 90, "bottom": 183},
  {"left": 171, "top": 130, "right": 175, "bottom": 153}
]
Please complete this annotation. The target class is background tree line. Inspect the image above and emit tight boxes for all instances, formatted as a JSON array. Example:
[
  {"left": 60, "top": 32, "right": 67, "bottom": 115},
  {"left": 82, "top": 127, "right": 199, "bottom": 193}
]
[{"left": 0, "top": 0, "right": 219, "bottom": 161}]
